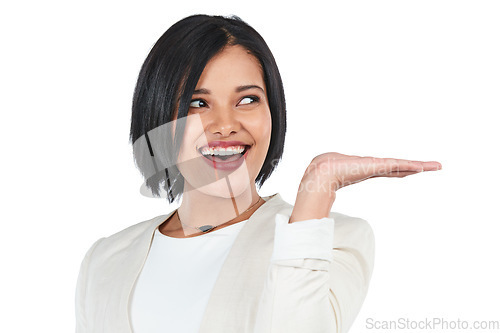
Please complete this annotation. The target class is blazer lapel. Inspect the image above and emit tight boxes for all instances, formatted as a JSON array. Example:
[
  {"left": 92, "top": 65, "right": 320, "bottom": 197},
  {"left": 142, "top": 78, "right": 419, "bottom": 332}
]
[
  {"left": 115, "top": 211, "right": 176, "bottom": 332},
  {"left": 198, "top": 193, "right": 289, "bottom": 332}
]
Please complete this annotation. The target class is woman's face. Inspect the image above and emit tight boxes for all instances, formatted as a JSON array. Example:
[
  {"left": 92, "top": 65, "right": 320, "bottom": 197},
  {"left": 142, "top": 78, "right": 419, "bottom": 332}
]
[{"left": 174, "top": 45, "right": 272, "bottom": 198}]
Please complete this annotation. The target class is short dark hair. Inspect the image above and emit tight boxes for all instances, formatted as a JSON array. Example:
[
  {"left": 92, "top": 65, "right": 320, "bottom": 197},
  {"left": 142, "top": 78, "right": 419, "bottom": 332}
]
[{"left": 129, "top": 14, "right": 287, "bottom": 203}]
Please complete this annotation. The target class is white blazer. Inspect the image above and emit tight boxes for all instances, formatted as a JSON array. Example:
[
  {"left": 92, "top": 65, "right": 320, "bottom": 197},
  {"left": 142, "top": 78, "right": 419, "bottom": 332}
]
[{"left": 75, "top": 193, "right": 375, "bottom": 333}]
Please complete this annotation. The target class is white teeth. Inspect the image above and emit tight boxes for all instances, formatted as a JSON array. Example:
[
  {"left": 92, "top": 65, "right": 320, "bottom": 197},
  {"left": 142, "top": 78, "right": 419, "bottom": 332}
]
[{"left": 200, "top": 145, "right": 247, "bottom": 156}]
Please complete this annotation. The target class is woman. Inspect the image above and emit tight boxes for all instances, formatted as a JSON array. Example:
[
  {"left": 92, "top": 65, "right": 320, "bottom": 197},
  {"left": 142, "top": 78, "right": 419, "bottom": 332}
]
[{"left": 75, "top": 14, "right": 442, "bottom": 333}]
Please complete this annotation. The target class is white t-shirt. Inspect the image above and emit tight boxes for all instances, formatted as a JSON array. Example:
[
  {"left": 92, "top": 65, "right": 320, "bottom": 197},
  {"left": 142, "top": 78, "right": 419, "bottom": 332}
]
[{"left": 130, "top": 214, "right": 334, "bottom": 333}]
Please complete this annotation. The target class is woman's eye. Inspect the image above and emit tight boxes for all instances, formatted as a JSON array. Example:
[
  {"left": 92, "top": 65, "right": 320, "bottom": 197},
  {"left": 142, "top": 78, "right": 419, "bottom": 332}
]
[
  {"left": 189, "top": 99, "right": 207, "bottom": 108},
  {"left": 239, "top": 96, "right": 260, "bottom": 105}
]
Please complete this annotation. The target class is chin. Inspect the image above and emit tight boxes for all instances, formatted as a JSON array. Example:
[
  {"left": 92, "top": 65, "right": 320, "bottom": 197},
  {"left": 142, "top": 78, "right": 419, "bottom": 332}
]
[{"left": 195, "top": 170, "right": 254, "bottom": 199}]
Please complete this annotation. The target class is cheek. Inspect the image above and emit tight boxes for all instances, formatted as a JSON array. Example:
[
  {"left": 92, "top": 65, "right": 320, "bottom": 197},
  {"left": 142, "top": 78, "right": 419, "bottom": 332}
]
[
  {"left": 248, "top": 109, "right": 272, "bottom": 156},
  {"left": 259, "top": 110, "right": 272, "bottom": 145},
  {"left": 176, "top": 115, "right": 204, "bottom": 162}
]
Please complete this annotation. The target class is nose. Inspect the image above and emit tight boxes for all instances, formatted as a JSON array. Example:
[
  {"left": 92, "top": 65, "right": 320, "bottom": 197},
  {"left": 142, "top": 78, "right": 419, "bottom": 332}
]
[{"left": 206, "top": 105, "right": 240, "bottom": 137}]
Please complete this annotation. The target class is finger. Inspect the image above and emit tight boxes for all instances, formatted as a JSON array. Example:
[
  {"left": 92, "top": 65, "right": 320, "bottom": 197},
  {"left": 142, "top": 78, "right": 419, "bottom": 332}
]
[
  {"left": 371, "top": 170, "right": 423, "bottom": 178},
  {"left": 404, "top": 160, "right": 442, "bottom": 171},
  {"left": 356, "top": 157, "right": 419, "bottom": 175},
  {"left": 367, "top": 157, "right": 441, "bottom": 174},
  {"left": 420, "top": 161, "right": 442, "bottom": 171}
]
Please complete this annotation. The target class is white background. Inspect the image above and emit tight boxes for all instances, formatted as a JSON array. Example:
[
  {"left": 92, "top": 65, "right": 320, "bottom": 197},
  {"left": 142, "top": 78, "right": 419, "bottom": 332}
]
[{"left": 1, "top": 0, "right": 499, "bottom": 332}]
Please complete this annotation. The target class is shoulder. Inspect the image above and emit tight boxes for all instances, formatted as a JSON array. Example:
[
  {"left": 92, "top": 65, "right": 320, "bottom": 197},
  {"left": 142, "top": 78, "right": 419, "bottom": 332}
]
[
  {"left": 273, "top": 194, "right": 374, "bottom": 245},
  {"left": 82, "top": 213, "right": 170, "bottom": 264},
  {"left": 328, "top": 211, "right": 375, "bottom": 288},
  {"left": 274, "top": 194, "right": 374, "bottom": 259},
  {"left": 103, "top": 214, "right": 167, "bottom": 243},
  {"left": 330, "top": 211, "right": 375, "bottom": 249}
]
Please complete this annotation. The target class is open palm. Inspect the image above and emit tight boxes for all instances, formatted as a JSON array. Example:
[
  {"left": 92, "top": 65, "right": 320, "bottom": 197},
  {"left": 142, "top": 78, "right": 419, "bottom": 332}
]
[{"left": 289, "top": 152, "right": 442, "bottom": 223}]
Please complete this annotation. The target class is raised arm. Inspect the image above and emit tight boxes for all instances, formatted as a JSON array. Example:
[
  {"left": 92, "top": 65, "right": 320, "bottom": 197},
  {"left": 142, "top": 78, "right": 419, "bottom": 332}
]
[{"left": 253, "top": 153, "right": 440, "bottom": 332}]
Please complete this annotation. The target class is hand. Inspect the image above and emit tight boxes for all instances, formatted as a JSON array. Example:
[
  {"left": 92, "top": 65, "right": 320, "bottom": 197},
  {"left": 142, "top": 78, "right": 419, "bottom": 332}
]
[{"left": 288, "top": 153, "right": 442, "bottom": 223}]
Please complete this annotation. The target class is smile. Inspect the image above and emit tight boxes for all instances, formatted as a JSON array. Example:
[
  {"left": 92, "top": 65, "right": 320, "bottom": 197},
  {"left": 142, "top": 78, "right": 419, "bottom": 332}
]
[
  {"left": 199, "top": 145, "right": 250, "bottom": 161},
  {"left": 197, "top": 141, "right": 252, "bottom": 171}
]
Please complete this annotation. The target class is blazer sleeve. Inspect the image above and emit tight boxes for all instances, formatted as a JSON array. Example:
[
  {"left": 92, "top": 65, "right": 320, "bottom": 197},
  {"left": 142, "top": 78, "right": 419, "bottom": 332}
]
[
  {"left": 253, "top": 213, "right": 375, "bottom": 333},
  {"left": 75, "top": 237, "right": 105, "bottom": 333}
]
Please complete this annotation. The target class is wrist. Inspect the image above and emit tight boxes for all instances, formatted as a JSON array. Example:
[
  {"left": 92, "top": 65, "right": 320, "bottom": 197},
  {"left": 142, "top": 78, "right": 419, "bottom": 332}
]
[{"left": 289, "top": 186, "right": 336, "bottom": 224}]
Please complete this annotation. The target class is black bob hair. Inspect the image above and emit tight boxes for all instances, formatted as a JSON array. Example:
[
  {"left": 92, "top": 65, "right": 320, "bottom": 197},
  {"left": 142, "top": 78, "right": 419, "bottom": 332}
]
[{"left": 129, "top": 14, "right": 287, "bottom": 203}]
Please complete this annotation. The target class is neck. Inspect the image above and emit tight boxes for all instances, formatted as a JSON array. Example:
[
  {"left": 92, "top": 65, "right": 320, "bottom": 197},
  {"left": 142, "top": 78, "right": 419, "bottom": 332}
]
[{"left": 172, "top": 182, "right": 262, "bottom": 235}]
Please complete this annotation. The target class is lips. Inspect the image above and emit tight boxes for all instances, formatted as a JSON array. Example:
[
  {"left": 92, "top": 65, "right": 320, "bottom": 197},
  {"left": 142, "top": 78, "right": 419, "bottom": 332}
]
[
  {"left": 198, "top": 140, "right": 251, "bottom": 150},
  {"left": 197, "top": 140, "right": 252, "bottom": 171}
]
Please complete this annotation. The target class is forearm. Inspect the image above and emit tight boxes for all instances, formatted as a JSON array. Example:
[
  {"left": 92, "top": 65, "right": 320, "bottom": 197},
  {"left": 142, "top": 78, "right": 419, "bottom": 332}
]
[{"left": 289, "top": 183, "right": 336, "bottom": 223}]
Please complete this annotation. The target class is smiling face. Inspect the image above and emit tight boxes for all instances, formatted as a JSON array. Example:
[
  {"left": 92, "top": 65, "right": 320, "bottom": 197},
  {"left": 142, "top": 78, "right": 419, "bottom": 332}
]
[{"left": 174, "top": 44, "right": 272, "bottom": 199}]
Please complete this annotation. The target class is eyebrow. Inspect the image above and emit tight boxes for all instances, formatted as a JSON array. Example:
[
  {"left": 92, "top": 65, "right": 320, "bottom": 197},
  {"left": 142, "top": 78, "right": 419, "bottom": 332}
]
[{"left": 193, "top": 85, "right": 265, "bottom": 95}]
